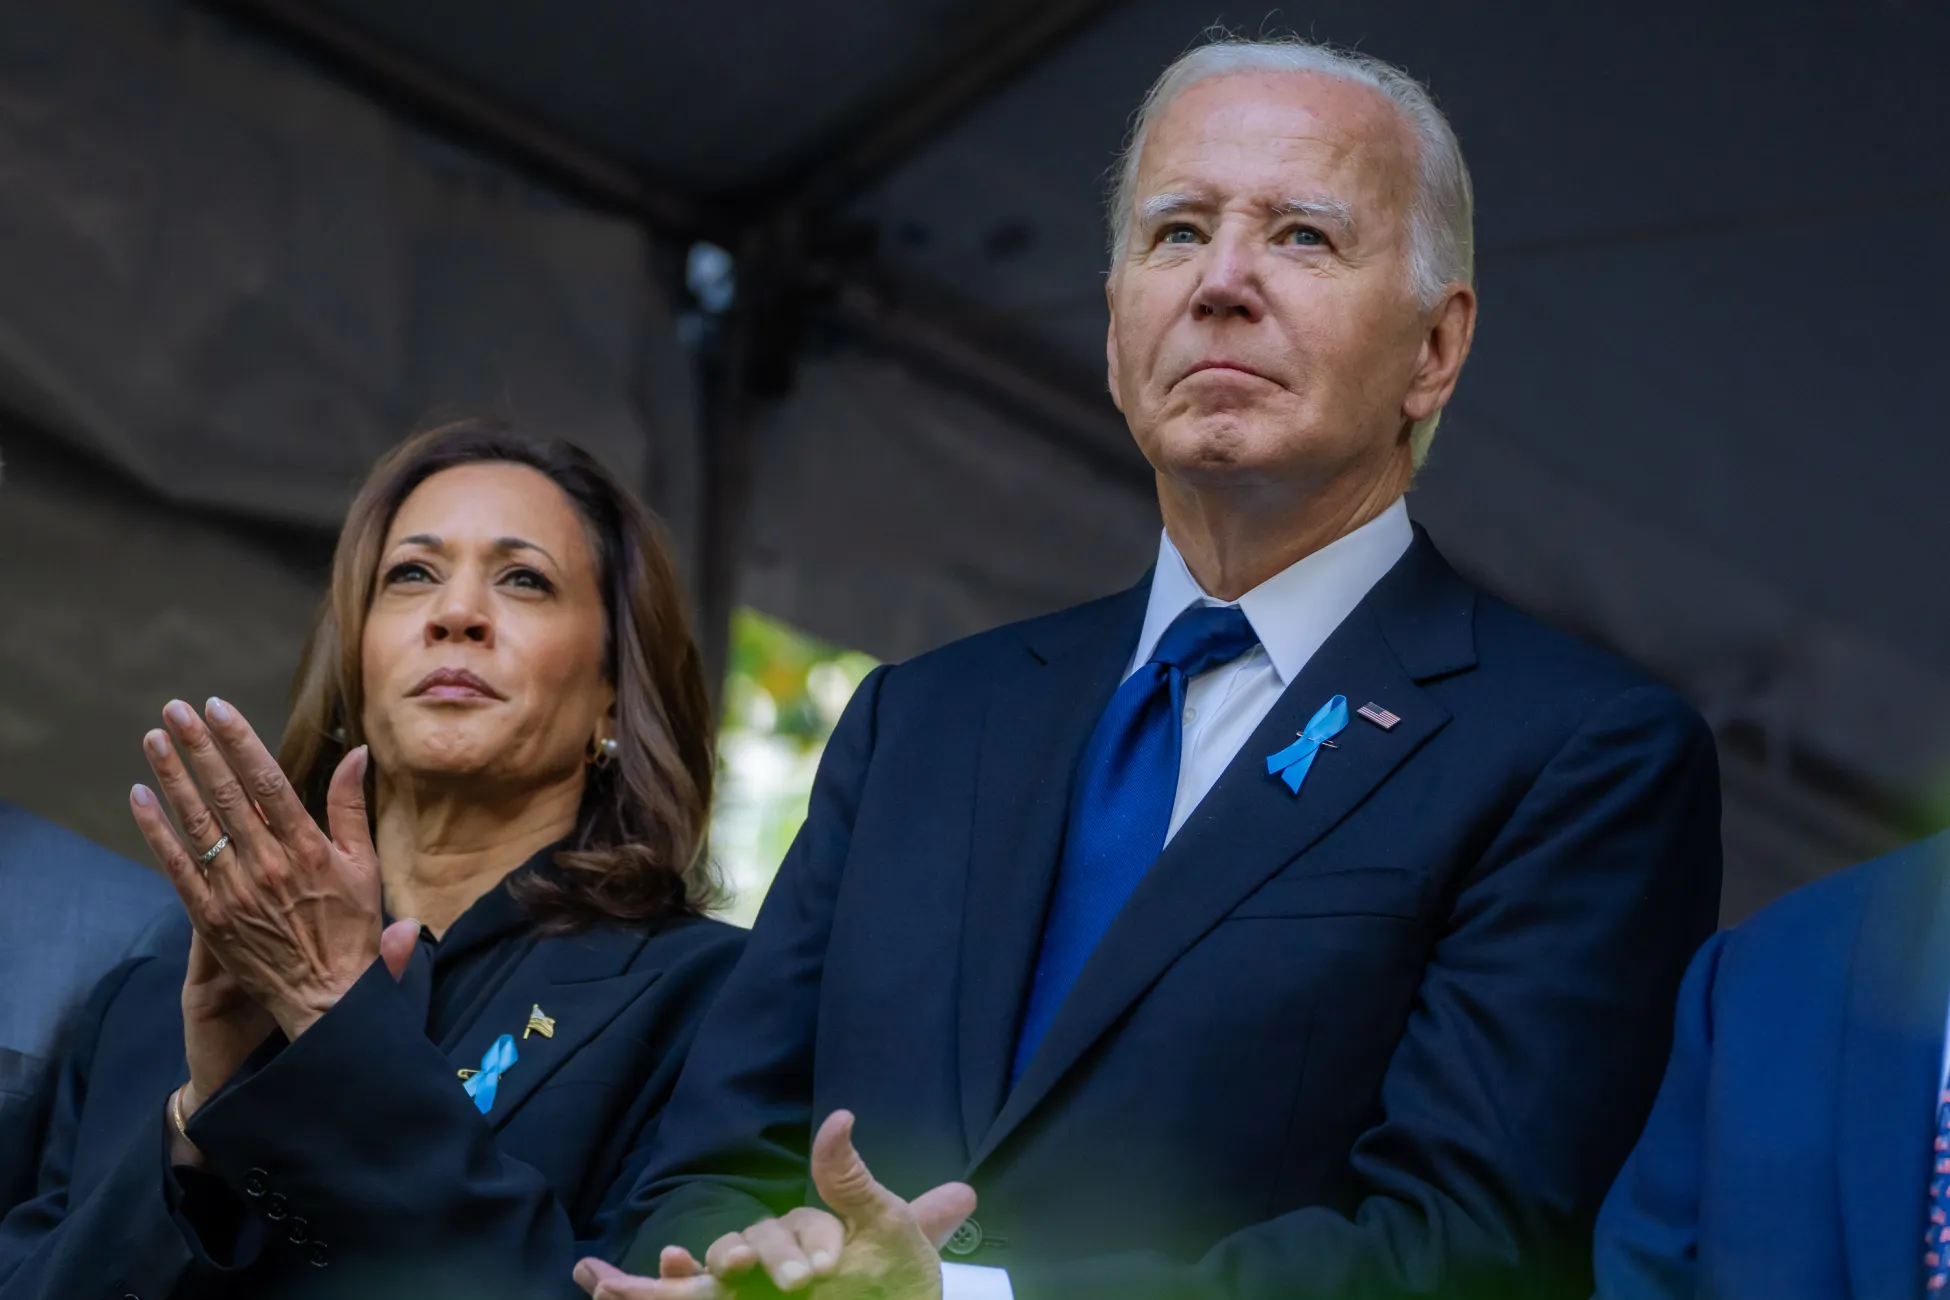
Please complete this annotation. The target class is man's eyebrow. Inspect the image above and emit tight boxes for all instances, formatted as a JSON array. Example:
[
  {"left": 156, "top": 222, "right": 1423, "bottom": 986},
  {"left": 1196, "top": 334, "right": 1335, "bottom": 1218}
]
[
  {"left": 1137, "top": 193, "right": 1357, "bottom": 234},
  {"left": 1137, "top": 191, "right": 1211, "bottom": 222},
  {"left": 1271, "top": 197, "right": 1356, "bottom": 232}
]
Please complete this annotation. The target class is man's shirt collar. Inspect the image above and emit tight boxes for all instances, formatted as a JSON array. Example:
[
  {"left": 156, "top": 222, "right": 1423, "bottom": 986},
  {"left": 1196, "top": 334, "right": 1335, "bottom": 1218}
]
[{"left": 1130, "top": 497, "right": 1415, "bottom": 686}]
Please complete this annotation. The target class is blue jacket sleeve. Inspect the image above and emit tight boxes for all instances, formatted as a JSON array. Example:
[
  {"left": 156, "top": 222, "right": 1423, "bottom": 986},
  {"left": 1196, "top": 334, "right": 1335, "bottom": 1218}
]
[
  {"left": 0, "top": 897, "right": 181, "bottom": 1215},
  {"left": 617, "top": 665, "right": 892, "bottom": 1266},
  {"left": 0, "top": 956, "right": 230, "bottom": 1298},
  {"left": 1591, "top": 930, "right": 1728, "bottom": 1299}
]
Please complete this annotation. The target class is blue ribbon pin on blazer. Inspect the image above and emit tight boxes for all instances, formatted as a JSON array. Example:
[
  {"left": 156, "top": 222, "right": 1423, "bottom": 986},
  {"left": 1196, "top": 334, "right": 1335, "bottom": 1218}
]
[
  {"left": 462, "top": 1034, "right": 518, "bottom": 1115},
  {"left": 1265, "top": 695, "right": 1350, "bottom": 794}
]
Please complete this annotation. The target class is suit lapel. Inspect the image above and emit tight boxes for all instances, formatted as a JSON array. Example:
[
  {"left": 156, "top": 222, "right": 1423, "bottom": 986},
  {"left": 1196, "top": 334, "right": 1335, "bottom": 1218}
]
[
  {"left": 443, "top": 928, "right": 658, "bottom": 1131},
  {"left": 955, "top": 582, "right": 1150, "bottom": 1155},
  {"left": 972, "top": 599, "right": 1452, "bottom": 1169},
  {"left": 1839, "top": 837, "right": 1950, "bottom": 1299}
]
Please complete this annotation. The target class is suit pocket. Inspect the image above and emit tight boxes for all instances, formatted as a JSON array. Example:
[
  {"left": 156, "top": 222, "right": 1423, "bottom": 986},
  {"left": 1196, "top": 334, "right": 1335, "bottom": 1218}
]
[{"left": 1227, "top": 865, "right": 1424, "bottom": 920}]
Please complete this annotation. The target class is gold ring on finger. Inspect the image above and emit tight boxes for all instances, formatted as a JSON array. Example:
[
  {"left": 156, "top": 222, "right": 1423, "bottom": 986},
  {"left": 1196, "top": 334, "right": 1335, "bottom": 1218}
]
[{"left": 197, "top": 833, "right": 232, "bottom": 866}]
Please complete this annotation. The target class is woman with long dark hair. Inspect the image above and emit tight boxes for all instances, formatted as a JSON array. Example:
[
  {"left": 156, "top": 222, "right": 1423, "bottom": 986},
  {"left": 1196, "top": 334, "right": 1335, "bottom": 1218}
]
[{"left": 0, "top": 419, "right": 742, "bottom": 1298}]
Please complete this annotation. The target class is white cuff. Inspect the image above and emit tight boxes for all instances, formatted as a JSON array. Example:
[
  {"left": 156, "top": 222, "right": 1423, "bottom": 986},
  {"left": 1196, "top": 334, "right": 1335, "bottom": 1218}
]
[{"left": 941, "top": 1261, "right": 1014, "bottom": 1300}]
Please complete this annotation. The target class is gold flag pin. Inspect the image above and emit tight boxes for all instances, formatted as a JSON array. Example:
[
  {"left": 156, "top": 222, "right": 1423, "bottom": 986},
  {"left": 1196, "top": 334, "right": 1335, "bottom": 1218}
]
[{"left": 524, "top": 1004, "right": 556, "bottom": 1040}]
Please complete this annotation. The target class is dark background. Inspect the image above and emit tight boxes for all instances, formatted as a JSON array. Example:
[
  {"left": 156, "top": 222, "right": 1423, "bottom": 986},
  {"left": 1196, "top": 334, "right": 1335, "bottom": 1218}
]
[{"left": 1, "top": 0, "right": 1945, "bottom": 922}]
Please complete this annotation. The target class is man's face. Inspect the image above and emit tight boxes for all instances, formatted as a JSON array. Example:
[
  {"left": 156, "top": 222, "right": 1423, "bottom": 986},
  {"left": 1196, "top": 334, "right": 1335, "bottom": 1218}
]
[{"left": 1107, "top": 70, "right": 1448, "bottom": 496}]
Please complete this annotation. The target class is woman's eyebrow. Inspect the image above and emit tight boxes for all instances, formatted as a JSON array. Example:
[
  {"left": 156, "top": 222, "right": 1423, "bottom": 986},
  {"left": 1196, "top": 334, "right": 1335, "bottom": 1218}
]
[
  {"left": 389, "top": 533, "right": 559, "bottom": 568},
  {"left": 494, "top": 537, "right": 559, "bottom": 568},
  {"left": 393, "top": 532, "right": 444, "bottom": 552}
]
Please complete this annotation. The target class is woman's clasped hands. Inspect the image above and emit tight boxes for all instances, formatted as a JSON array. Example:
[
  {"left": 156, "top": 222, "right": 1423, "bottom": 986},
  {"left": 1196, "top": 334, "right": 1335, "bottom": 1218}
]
[{"left": 130, "top": 697, "right": 416, "bottom": 1133}]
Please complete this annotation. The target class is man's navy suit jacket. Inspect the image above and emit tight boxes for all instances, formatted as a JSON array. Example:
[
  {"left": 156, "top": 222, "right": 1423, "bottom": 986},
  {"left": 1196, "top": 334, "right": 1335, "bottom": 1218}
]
[
  {"left": 624, "top": 529, "right": 1724, "bottom": 1299},
  {"left": 0, "top": 803, "right": 177, "bottom": 1214},
  {"left": 1596, "top": 832, "right": 1950, "bottom": 1299}
]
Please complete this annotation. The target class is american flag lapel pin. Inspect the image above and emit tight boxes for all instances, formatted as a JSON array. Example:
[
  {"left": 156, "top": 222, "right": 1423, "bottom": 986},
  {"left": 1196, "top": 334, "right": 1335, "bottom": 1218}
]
[{"left": 1356, "top": 701, "right": 1401, "bottom": 731}]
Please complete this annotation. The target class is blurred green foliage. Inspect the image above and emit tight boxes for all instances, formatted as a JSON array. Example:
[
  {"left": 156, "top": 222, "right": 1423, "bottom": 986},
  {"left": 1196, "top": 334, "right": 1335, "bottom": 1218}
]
[
  {"left": 712, "top": 609, "right": 878, "bottom": 922},
  {"left": 721, "top": 608, "right": 878, "bottom": 753}
]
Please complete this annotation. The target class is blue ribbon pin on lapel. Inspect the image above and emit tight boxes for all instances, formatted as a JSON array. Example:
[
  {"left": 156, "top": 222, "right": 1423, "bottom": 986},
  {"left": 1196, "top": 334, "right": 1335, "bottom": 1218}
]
[
  {"left": 462, "top": 1034, "right": 518, "bottom": 1115},
  {"left": 1265, "top": 695, "right": 1350, "bottom": 794}
]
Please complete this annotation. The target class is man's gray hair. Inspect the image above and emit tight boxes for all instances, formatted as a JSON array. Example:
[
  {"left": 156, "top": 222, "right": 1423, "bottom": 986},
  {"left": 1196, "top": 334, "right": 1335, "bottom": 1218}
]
[{"left": 1109, "top": 37, "right": 1475, "bottom": 464}]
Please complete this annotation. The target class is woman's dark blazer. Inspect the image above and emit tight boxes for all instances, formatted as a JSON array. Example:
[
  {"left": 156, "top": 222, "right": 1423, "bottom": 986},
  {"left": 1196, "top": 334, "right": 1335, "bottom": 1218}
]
[{"left": 0, "top": 905, "right": 744, "bottom": 1299}]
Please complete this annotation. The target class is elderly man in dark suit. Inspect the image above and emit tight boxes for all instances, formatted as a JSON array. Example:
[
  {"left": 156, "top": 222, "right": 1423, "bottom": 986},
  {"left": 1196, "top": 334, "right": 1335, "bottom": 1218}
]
[
  {"left": 0, "top": 802, "right": 176, "bottom": 1212},
  {"left": 582, "top": 34, "right": 1723, "bottom": 1300}
]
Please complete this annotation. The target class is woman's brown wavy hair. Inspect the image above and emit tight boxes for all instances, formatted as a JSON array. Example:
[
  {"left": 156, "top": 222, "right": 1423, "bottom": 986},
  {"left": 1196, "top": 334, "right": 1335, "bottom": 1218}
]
[{"left": 279, "top": 418, "right": 720, "bottom": 930}]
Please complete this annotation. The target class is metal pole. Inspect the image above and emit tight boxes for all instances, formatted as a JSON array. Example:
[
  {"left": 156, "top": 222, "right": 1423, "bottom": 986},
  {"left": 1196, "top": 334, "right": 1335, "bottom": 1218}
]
[{"left": 691, "top": 225, "right": 783, "bottom": 712}]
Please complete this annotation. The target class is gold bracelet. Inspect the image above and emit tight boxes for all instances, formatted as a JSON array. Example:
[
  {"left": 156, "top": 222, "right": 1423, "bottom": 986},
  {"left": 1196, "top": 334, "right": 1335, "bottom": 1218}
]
[{"left": 169, "top": 1085, "right": 192, "bottom": 1140}]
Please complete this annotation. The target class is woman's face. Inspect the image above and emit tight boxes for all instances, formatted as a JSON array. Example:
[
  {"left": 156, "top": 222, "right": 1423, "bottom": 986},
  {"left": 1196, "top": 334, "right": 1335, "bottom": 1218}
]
[{"left": 360, "top": 462, "right": 614, "bottom": 793}]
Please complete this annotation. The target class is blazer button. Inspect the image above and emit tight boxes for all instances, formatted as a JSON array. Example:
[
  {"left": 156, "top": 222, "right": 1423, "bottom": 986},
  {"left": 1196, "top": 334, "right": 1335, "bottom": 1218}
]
[
  {"left": 263, "top": 1193, "right": 289, "bottom": 1222},
  {"left": 308, "top": 1241, "right": 331, "bottom": 1268},
  {"left": 286, "top": 1216, "right": 310, "bottom": 1245},
  {"left": 943, "top": 1219, "right": 984, "bottom": 1258},
  {"left": 243, "top": 1168, "right": 269, "bottom": 1198}
]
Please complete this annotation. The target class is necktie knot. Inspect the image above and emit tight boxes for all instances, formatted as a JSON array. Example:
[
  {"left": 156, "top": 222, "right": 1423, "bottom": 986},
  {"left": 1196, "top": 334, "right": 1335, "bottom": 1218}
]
[
  {"left": 1150, "top": 604, "right": 1259, "bottom": 679},
  {"left": 1010, "top": 599, "right": 1258, "bottom": 1087}
]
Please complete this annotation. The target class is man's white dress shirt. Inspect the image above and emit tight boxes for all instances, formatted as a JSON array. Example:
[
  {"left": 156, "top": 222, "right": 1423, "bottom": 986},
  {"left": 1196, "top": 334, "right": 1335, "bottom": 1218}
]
[{"left": 940, "top": 499, "right": 1414, "bottom": 1300}]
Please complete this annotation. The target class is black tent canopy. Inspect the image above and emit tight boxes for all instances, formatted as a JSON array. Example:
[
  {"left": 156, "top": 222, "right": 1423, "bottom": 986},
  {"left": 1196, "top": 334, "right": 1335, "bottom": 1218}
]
[{"left": 0, "top": 0, "right": 1945, "bottom": 918}]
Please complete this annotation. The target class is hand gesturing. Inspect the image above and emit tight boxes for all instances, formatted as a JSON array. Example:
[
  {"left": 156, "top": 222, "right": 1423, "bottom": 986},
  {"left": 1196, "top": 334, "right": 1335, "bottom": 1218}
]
[
  {"left": 132, "top": 697, "right": 390, "bottom": 1043},
  {"left": 574, "top": 1110, "right": 977, "bottom": 1299}
]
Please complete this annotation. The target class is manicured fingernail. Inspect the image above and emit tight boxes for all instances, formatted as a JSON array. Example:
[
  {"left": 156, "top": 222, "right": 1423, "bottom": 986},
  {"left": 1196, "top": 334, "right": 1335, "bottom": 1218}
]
[
  {"left": 778, "top": 1262, "right": 810, "bottom": 1289},
  {"left": 810, "top": 1251, "right": 836, "bottom": 1272},
  {"left": 571, "top": 1261, "right": 592, "bottom": 1287},
  {"left": 164, "top": 700, "right": 195, "bottom": 728},
  {"left": 205, "top": 697, "right": 232, "bottom": 724},
  {"left": 131, "top": 784, "right": 154, "bottom": 807},
  {"left": 144, "top": 730, "right": 170, "bottom": 758}
]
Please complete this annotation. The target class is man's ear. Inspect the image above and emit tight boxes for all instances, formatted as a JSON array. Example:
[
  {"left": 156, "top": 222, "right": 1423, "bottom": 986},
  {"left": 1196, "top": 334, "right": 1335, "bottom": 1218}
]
[
  {"left": 1104, "top": 274, "right": 1126, "bottom": 415},
  {"left": 1401, "top": 284, "right": 1477, "bottom": 425}
]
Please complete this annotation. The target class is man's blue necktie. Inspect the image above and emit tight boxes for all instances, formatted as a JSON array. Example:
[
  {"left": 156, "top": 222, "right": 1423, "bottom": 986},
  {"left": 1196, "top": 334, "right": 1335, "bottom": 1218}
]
[{"left": 1011, "top": 604, "right": 1261, "bottom": 1085}]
